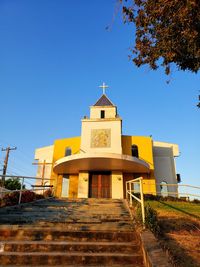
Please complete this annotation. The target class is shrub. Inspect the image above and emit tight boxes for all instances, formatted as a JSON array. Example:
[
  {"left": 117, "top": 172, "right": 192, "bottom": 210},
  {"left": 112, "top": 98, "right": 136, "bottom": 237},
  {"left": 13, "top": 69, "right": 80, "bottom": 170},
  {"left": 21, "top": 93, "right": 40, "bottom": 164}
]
[
  {"left": 2, "top": 190, "right": 37, "bottom": 206},
  {"left": 0, "top": 197, "right": 3, "bottom": 207},
  {"left": 3, "top": 191, "right": 20, "bottom": 206},
  {"left": 35, "top": 194, "right": 44, "bottom": 200},
  {"left": 193, "top": 198, "right": 200, "bottom": 204},
  {"left": 44, "top": 188, "right": 53, "bottom": 198},
  {"left": 136, "top": 203, "right": 161, "bottom": 236},
  {"left": 21, "top": 191, "right": 36, "bottom": 203},
  {"left": 144, "top": 194, "right": 161, "bottom": 201}
]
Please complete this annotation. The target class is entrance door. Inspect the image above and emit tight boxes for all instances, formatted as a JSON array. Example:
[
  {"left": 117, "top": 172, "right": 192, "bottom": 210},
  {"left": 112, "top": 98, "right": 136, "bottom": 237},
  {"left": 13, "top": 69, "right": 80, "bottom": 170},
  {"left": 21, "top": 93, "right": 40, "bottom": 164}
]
[{"left": 89, "top": 172, "right": 111, "bottom": 198}]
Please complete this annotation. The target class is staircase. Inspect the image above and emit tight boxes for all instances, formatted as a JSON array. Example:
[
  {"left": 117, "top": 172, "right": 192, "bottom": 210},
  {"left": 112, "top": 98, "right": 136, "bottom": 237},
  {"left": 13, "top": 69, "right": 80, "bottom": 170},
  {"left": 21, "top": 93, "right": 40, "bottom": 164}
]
[{"left": 0, "top": 198, "right": 145, "bottom": 266}]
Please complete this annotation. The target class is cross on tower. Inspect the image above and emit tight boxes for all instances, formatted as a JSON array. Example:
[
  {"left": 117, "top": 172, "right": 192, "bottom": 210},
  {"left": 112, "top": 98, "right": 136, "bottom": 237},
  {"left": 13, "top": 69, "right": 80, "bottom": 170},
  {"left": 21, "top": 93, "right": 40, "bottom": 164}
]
[{"left": 99, "top": 82, "right": 109, "bottom": 95}]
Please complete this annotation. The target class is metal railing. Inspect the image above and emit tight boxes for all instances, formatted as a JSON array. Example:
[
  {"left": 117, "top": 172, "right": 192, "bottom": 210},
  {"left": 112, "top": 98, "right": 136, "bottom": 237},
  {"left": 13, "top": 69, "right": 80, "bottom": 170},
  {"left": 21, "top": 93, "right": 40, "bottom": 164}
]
[
  {"left": 126, "top": 177, "right": 145, "bottom": 224},
  {"left": 125, "top": 179, "right": 200, "bottom": 226},
  {"left": 144, "top": 182, "right": 200, "bottom": 200},
  {"left": 0, "top": 175, "right": 54, "bottom": 205}
]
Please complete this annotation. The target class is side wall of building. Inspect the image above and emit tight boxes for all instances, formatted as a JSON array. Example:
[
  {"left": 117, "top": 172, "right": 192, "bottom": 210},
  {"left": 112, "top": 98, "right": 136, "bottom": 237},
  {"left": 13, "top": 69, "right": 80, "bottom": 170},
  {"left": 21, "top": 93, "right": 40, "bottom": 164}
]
[
  {"left": 51, "top": 137, "right": 81, "bottom": 197},
  {"left": 153, "top": 142, "right": 179, "bottom": 196},
  {"left": 34, "top": 145, "right": 54, "bottom": 188}
]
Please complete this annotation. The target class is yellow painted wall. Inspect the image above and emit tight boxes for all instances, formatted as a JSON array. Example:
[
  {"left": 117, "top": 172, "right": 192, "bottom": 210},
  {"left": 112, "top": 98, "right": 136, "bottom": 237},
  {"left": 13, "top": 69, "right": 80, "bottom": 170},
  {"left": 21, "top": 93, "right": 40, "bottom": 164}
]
[
  {"left": 111, "top": 171, "right": 123, "bottom": 199},
  {"left": 53, "top": 136, "right": 81, "bottom": 161},
  {"left": 69, "top": 175, "right": 79, "bottom": 198},
  {"left": 122, "top": 136, "right": 156, "bottom": 194},
  {"left": 143, "top": 179, "right": 156, "bottom": 195},
  {"left": 122, "top": 136, "right": 154, "bottom": 170},
  {"left": 51, "top": 136, "right": 81, "bottom": 197},
  {"left": 55, "top": 174, "right": 63, "bottom": 197}
]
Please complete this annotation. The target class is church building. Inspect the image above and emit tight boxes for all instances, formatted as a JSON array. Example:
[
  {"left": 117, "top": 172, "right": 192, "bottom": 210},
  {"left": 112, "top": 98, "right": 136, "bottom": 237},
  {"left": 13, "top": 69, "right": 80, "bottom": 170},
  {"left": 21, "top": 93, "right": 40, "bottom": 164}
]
[{"left": 34, "top": 84, "right": 180, "bottom": 199}]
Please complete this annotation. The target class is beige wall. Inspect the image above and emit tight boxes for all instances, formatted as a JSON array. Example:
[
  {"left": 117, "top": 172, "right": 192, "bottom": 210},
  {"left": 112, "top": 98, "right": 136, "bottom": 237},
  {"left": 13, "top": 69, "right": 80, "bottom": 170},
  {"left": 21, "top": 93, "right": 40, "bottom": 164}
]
[
  {"left": 78, "top": 172, "right": 89, "bottom": 198},
  {"left": 111, "top": 172, "right": 123, "bottom": 199},
  {"left": 34, "top": 145, "right": 54, "bottom": 187},
  {"left": 90, "top": 106, "right": 117, "bottom": 119},
  {"left": 81, "top": 119, "right": 122, "bottom": 154},
  {"left": 153, "top": 141, "right": 179, "bottom": 157}
]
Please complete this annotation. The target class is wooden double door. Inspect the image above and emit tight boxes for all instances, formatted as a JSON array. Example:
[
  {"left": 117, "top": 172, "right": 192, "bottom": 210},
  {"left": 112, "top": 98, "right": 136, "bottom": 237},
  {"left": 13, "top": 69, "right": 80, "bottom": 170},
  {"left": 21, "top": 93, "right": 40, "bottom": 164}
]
[{"left": 89, "top": 172, "right": 111, "bottom": 198}]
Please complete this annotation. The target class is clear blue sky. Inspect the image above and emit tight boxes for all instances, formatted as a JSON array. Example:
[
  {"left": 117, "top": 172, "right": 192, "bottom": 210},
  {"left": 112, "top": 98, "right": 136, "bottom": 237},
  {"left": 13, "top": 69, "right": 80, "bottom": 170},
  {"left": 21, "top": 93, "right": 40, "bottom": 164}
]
[{"left": 0, "top": 0, "right": 199, "bottom": 187}]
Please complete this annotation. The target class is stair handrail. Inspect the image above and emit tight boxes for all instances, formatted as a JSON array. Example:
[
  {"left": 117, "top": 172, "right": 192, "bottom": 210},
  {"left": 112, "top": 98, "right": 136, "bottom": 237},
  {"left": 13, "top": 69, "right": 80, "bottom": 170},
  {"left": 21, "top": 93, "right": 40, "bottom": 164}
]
[
  {"left": 0, "top": 175, "right": 55, "bottom": 205},
  {"left": 126, "top": 177, "right": 145, "bottom": 225}
]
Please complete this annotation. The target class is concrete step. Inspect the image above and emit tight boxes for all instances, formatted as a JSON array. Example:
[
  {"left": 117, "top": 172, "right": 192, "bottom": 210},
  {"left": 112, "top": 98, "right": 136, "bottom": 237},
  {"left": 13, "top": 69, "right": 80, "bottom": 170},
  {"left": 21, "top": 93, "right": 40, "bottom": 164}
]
[
  {"left": 1, "top": 264, "right": 144, "bottom": 267},
  {"left": 1, "top": 266, "right": 144, "bottom": 267},
  {"left": 0, "top": 199, "right": 144, "bottom": 266},
  {"left": 0, "top": 222, "right": 134, "bottom": 232},
  {"left": 0, "top": 214, "right": 132, "bottom": 221},
  {"left": 0, "top": 264, "right": 144, "bottom": 267},
  {"left": 0, "top": 251, "right": 143, "bottom": 266},
  {"left": 0, "top": 198, "right": 132, "bottom": 229},
  {"left": 2, "top": 240, "right": 139, "bottom": 253},
  {"left": 0, "top": 228, "right": 137, "bottom": 242}
]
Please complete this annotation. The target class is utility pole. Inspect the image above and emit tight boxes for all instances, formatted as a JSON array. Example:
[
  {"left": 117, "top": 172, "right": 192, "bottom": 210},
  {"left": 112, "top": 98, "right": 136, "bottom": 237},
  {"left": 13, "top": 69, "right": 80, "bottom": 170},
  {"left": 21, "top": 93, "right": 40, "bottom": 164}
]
[
  {"left": 197, "top": 94, "right": 200, "bottom": 108},
  {"left": 1, "top": 146, "right": 17, "bottom": 186}
]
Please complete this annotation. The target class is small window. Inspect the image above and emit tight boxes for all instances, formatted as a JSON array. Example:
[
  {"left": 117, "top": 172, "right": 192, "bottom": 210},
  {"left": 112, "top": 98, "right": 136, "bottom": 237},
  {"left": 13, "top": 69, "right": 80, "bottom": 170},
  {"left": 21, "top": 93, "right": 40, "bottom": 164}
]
[
  {"left": 131, "top": 145, "right": 139, "bottom": 158},
  {"left": 101, "top": 110, "right": 105, "bottom": 118},
  {"left": 176, "top": 174, "right": 181, "bottom": 183},
  {"left": 65, "top": 147, "right": 72, "bottom": 156}
]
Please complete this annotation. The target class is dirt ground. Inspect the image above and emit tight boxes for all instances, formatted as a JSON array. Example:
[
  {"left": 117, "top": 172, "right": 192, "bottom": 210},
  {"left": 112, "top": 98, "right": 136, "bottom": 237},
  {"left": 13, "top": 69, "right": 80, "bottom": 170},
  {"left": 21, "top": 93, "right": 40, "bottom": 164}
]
[{"left": 147, "top": 201, "right": 200, "bottom": 267}]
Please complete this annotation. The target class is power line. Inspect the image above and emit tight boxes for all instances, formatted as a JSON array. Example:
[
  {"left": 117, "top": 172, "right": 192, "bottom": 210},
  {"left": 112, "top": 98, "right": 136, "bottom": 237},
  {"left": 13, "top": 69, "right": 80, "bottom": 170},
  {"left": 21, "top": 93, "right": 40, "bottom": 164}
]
[{"left": 8, "top": 158, "right": 34, "bottom": 174}]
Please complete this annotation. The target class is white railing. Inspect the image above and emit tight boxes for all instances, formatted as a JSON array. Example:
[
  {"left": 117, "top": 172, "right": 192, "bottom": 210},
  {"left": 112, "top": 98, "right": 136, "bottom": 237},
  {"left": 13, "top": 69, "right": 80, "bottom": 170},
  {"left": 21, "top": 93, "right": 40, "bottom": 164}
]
[
  {"left": 125, "top": 179, "right": 200, "bottom": 226},
  {"left": 0, "top": 175, "right": 54, "bottom": 205},
  {"left": 144, "top": 183, "right": 200, "bottom": 200},
  {"left": 126, "top": 177, "right": 145, "bottom": 224}
]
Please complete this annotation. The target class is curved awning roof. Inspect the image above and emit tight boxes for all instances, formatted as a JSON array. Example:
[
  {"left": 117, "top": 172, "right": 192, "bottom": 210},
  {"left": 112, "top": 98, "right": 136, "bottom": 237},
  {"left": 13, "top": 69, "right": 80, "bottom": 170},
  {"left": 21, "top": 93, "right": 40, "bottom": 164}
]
[{"left": 53, "top": 153, "right": 150, "bottom": 174}]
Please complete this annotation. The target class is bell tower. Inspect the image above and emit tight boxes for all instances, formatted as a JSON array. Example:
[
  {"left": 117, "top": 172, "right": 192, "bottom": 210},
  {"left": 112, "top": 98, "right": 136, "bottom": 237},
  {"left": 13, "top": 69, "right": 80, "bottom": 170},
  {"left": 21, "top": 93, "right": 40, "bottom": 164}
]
[{"left": 80, "top": 83, "right": 122, "bottom": 154}]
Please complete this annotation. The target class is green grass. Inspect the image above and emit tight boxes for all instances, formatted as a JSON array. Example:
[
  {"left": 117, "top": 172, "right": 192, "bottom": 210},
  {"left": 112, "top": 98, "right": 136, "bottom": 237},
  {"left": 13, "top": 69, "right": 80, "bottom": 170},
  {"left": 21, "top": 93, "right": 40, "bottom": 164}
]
[{"left": 146, "top": 200, "right": 200, "bottom": 219}]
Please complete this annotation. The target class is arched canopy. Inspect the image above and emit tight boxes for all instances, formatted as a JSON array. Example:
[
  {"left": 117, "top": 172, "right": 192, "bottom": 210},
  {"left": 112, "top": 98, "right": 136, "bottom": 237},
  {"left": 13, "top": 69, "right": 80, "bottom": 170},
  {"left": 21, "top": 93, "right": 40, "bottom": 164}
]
[{"left": 53, "top": 153, "right": 150, "bottom": 174}]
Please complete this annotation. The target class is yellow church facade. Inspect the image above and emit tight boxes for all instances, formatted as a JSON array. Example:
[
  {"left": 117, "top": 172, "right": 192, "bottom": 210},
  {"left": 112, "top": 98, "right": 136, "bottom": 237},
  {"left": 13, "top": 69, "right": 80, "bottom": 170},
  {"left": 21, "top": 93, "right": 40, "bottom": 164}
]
[{"left": 34, "top": 88, "right": 180, "bottom": 199}]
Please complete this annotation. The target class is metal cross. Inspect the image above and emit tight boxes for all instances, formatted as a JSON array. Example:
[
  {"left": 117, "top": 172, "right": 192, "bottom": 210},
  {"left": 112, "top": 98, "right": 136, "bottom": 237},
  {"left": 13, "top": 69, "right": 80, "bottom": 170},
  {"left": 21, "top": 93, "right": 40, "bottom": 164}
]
[{"left": 99, "top": 82, "right": 109, "bottom": 95}]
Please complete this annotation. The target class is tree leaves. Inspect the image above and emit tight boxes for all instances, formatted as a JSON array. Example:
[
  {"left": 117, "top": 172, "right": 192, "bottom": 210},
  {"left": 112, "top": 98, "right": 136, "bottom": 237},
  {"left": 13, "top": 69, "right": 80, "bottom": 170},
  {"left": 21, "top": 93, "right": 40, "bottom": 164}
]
[
  {"left": 121, "top": 0, "right": 200, "bottom": 74},
  {"left": 5, "top": 178, "right": 25, "bottom": 191}
]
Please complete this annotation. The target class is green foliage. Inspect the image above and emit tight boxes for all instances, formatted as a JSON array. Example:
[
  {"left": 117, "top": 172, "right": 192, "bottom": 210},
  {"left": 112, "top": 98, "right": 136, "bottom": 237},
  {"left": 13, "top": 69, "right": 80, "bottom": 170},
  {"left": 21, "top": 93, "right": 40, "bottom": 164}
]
[
  {"left": 121, "top": 0, "right": 200, "bottom": 74},
  {"left": 147, "top": 200, "right": 200, "bottom": 219},
  {"left": 136, "top": 203, "right": 161, "bottom": 235},
  {"left": 4, "top": 178, "right": 25, "bottom": 191}
]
